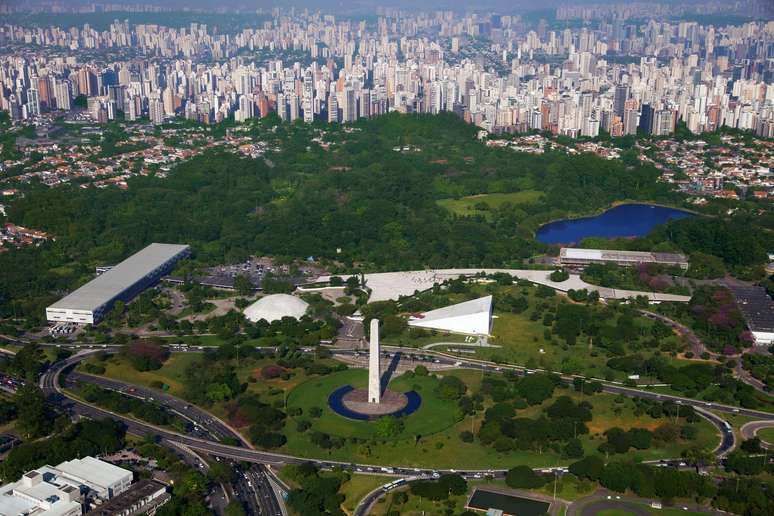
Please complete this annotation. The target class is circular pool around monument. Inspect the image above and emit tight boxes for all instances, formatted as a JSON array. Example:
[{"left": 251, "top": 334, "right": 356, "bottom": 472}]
[
  {"left": 285, "top": 369, "right": 460, "bottom": 440},
  {"left": 328, "top": 385, "right": 422, "bottom": 421},
  {"left": 536, "top": 203, "right": 694, "bottom": 244}
]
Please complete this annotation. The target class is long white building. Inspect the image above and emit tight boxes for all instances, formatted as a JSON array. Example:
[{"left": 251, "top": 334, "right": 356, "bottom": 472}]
[{"left": 46, "top": 243, "right": 190, "bottom": 325}]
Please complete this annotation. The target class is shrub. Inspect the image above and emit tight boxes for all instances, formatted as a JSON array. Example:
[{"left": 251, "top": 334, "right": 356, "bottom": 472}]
[
  {"left": 505, "top": 466, "right": 546, "bottom": 488},
  {"left": 414, "top": 365, "right": 429, "bottom": 376},
  {"left": 261, "top": 365, "right": 285, "bottom": 379},
  {"left": 123, "top": 339, "right": 169, "bottom": 371}
]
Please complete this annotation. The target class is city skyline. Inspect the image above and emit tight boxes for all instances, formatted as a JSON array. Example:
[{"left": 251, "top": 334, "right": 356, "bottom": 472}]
[{"left": 1, "top": 8, "right": 773, "bottom": 138}]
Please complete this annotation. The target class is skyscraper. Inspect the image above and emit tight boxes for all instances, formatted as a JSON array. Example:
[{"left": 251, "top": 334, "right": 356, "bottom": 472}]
[
  {"left": 639, "top": 102, "right": 654, "bottom": 134},
  {"left": 54, "top": 80, "right": 71, "bottom": 111},
  {"left": 341, "top": 88, "right": 356, "bottom": 123},
  {"left": 613, "top": 84, "right": 629, "bottom": 118},
  {"left": 328, "top": 92, "right": 339, "bottom": 123},
  {"left": 27, "top": 87, "right": 40, "bottom": 117}
]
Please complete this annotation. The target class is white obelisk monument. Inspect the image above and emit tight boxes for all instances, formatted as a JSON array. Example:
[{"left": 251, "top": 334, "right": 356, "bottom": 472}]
[{"left": 368, "top": 318, "right": 381, "bottom": 404}]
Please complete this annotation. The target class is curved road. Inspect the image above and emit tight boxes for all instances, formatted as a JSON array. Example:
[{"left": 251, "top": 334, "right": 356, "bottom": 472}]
[
  {"left": 37, "top": 347, "right": 763, "bottom": 516},
  {"left": 640, "top": 309, "right": 770, "bottom": 396},
  {"left": 567, "top": 489, "right": 727, "bottom": 516},
  {"left": 352, "top": 346, "right": 773, "bottom": 422},
  {"left": 740, "top": 420, "right": 774, "bottom": 449},
  {"left": 42, "top": 352, "right": 285, "bottom": 516},
  {"left": 41, "top": 349, "right": 752, "bottom": 469}
]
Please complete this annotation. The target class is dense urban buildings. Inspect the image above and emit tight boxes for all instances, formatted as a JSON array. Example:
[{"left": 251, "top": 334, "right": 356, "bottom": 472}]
[{"left": 1, "top": 5, "right": 773, "bottom": 137}]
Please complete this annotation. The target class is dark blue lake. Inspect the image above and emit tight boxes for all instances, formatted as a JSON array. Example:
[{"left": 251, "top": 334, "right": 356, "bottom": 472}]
[{"left": 536, "top": 203, "right": 694, "bottom": 245}]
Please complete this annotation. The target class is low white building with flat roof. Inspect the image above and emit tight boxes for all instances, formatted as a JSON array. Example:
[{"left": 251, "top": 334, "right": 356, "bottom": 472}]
[
  {"left": 54, "top": 457, "right": 132, "bottom": 499},
  {"left": 559, "top": 248, "right": 689, "bottom": 270},
  {"left": 46, "top": 243, "right": 190, "bottom": 325},
  {"left": 0, "top": 457, "right": 132, "bottom": 516}
]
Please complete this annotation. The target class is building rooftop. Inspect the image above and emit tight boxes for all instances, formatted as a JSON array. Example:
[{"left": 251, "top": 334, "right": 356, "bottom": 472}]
[
  {"left": 84, "top": 480, "right": 168, "bottom": 516},
  {"left": 560, "top": 247, "right": 688, "bottom": 264},
  {"left": 409, "top": 295, "right": 493, "bottom": 336},
  {"left": 729, "top": 285, "right": 774, "bottom": 333},
  {"left": 0, "top": 456, "right": 133, "bottom": 516},
  {"left": 243, "top": 294, "right": 309, "bottom": 323},
  {"left": 48, "top": 243, "right": 190, "bottom": 313},
  {"left": 56, "top": 457, "right": 131, "bottom": 490}
]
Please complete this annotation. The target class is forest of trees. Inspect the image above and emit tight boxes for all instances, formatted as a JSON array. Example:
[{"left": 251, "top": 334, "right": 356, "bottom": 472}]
[{"left": 5, "top": 113, "right": 768, "bottom": 324}]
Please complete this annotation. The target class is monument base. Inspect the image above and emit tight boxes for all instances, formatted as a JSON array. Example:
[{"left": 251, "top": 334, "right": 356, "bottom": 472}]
[
  {"left": 328, "top": 384, "right": 422, "bottom": 421},
  {"left": 341, "top": 388, "right": 408, "bottom": 417}
]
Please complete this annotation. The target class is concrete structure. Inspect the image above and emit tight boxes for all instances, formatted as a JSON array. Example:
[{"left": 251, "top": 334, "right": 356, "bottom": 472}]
[
  {"left": 46, "top": 243, "right": 190, "bottom": 325},
  {"left": 368, "top": 318, "right": 380, "bottom": 404},
  {"left": 55, "top": 457, "right": 132, "bottom": 499},
  {"left": 243, "top": 294, "right": 309, "bottom": 323},
  {"left": 84, "top": 480, "right": 169, "bottom": 516},
  {"left": 0, "top": 457, "right": 132, "bottom": 516},
  {"left": 729, "top": 285, "right": 774, "bottom": 346},
  {"left": 315, "top": 269, "right": 691, "bottom": 304},
  {"left": 559, "top": 248, "right": 689, "bottom": 270},
  {"left": 409, "top": 295, "right": 493, "bottom": 336}
]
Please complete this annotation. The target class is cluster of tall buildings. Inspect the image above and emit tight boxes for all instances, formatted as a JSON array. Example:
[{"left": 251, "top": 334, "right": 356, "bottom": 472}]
[{"left": 0, "top": 9, "right": 773, "bottom": 137}]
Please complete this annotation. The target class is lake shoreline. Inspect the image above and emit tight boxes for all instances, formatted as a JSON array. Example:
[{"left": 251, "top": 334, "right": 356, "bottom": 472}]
[{"left": 535, "top": 202, "right": 697, "bottom": 245}]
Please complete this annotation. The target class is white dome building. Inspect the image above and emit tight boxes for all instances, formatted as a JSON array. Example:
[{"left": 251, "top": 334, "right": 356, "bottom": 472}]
[{"left": 243, "top": 294, "right": 310, "bottom": 323}]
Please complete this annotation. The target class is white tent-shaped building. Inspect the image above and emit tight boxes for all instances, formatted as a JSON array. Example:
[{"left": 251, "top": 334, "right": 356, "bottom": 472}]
[
  {"left": 243, "top": 294, "right": 309, "bottom": 323},
  {"left": 408, "top": 295, "right": 493, "bottom": 336}
]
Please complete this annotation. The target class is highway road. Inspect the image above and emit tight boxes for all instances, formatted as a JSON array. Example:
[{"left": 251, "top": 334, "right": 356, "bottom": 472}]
[
  {"left": 66, "top": 370, "right": 239, "bottom": 444},
  {"left": 333, "top": 347, "right": 774, "bottom": 421},
  {"left": 566, "top": 489, "right": 728, "bottom": 516},
  {"left": 740, "top": 420, "right": 774, "bottom": 449},
  {"left": 353, "top": 477, "right": 415, "bottom": 516},
  {"left": 40, "top": 348, "right": 754, "bottom": 473},
  {"left": 43, "top": 352, "right": 284, "bottom": 516},
  {"left": 33, "top": 345, "right": 774, "bottom": 516}
]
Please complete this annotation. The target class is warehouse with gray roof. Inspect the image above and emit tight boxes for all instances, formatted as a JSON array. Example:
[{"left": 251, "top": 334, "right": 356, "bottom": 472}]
[
  {"left": 46, "top": 243, "right": 190, "bottom": 325},
  {"left": 559, "top": 248, "right": 689, "bottom": 270}
]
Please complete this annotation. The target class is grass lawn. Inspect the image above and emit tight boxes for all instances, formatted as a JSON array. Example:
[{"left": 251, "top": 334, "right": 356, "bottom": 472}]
[
  {"left": 470, "top": 309, "right": 682, "bottom": 384},
  {"left": 153, "top": 334, "right": 265, "bottom": 347},
  {"left": 79, "top": 352, "right": 201, "bottom": 397},
  {"left": 516, "top": 390, "right": 719, "bottom": 462},
  {"left": 81, "top": 350, "right": 345, "bottom": 439},
  {"left": 757, "top": 427, "right": 774, "bottom": 445},
  {"left": 405, "top": 283, "right": 684, "bottom": 385},
  {"left": 0, "top": 420, "right": 17, "bottom": 435},
  {"left": 437, "top": 190, "right": 543, "bottom": 218},
  {"left": 370, "top": 479, "right": 514, "bottom": 516},
  {"left": 535, "top": 474, "right": 596, "bottom": 501},
  {"left": 280, "top": 369, "right": 719, "bottom": 469},
  {"left": 382, "top": 331, "right": 468, "bottom": 348},
  {"left": 596, "top": 502, "right": 711, "bottom": 516},
  {"left": 338, "top": 474, "right": 391, "bottom": 515},
  {"left": 284, "top": 369, "right": 460, "bottom": 441},
  {"left": 370, "top": 486, "right": 468, "bottom": 516}
]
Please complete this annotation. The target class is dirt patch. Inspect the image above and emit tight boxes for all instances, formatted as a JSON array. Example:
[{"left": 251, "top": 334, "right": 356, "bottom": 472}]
[{"left": 588, "top": 418, "right": 662, "bottom": 434}]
